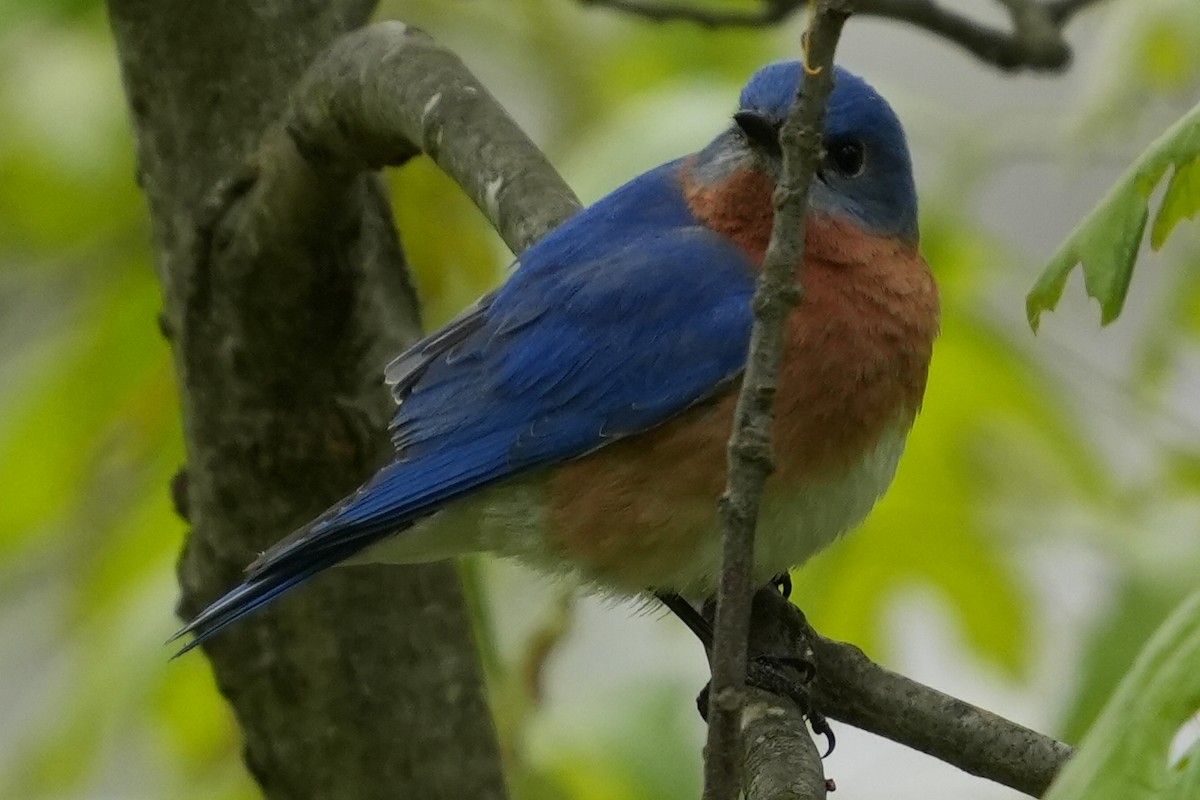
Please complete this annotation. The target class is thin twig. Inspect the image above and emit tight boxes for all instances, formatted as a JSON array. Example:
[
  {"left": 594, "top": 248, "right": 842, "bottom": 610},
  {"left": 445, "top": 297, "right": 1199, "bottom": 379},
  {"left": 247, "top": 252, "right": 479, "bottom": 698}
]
[
  {"left": 581, "top": 0, "right": 1108, "bottom": 72},
  {"left": 579, "top": 0, "right": 797, "bottom": 26},
  {"left": 702, "top": 4, "right": 854, "bottom": 800}
]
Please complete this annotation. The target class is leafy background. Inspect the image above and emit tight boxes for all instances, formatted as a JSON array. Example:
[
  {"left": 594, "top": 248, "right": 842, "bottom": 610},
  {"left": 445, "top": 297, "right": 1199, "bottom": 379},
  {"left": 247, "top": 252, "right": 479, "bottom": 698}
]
[{"left": 1, "top": 0, "right": 1199, "bottom": 798}]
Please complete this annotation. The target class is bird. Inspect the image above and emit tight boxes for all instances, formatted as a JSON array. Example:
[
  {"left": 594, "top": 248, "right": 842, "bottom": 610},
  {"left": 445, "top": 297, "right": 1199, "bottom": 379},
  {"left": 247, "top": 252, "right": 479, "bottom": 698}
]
[{"left": 172, "top": 61, "right": 939, "bottom": 655}]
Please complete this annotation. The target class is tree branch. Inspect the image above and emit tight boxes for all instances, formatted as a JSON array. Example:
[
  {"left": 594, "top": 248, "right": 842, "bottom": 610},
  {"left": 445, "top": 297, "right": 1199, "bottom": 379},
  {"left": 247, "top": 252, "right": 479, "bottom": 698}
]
[
  {"left": 741, "top": 592, "right": 830, "bottom": 800},
  {"left": 105, "top": 7, "right": 528, "bottom": 797},
  {"left": 703, "top": 4, "right": 853, "bottom": 800},
  {"left": 581, "top": 0, "right": 1108, "bottom": 72},
  {"left": 277, "top": 22, "right": 581, "bottom": 255},
  {"left": 742, "top": 693, "right": 828, "bottom": 800},
  {"left": 750, "top": 589, "right": 1074, "bottom": 797}
]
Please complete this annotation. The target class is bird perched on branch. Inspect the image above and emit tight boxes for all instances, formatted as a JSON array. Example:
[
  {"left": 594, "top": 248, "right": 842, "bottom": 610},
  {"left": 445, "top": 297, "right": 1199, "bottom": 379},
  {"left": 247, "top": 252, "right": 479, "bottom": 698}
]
[{"left": 174, "top": 61, "right": 938, "bottom": 654}]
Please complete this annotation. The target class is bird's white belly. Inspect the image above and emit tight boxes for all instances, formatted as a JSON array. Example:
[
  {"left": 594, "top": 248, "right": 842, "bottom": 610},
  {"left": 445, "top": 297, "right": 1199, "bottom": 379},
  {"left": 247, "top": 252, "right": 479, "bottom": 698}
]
[{"left": 751, "top": 422, "right": 909, "bottom": 585}]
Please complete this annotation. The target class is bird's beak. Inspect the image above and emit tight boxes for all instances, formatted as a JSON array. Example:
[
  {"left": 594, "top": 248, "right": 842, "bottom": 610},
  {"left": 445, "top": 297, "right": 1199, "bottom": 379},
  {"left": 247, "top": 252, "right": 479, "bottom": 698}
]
[{"left": 732, "top": 110, "right": 781, "bottom": 158}]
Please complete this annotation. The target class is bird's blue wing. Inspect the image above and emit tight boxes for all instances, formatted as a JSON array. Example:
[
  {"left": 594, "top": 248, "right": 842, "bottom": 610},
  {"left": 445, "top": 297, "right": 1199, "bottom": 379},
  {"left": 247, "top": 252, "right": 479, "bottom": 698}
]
[
  {"left": 267, "top": 225, "right": 755, "bottom": 566},
  {"left": 174, "top": 171, "right": 757, "bottom": 652}
]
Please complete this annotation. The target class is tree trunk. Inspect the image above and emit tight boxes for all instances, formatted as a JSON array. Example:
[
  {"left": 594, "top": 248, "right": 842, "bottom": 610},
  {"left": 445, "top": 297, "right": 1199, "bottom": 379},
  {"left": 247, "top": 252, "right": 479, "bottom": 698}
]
[{"left": 104, "top": 1, "right": 509, "bottom": 796}]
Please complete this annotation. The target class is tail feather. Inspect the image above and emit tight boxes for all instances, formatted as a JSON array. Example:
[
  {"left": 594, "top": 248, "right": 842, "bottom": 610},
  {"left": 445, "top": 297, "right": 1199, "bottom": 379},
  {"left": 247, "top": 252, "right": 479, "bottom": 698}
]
[
  {"left": 169, "top": 567, "right": 322, "bottom": 657},
  {"left": 170, "top": 416, "right": 524, "bottom": 656},
  {"left": 169, "top": 524, "right": 389, "bottom": 657}
]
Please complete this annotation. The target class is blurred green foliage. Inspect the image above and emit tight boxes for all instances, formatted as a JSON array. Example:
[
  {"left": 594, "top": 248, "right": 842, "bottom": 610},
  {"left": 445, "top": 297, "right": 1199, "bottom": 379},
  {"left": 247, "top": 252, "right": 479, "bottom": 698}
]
[
  {"left": 1, "top": 0, "right": 1199, "bottom": 799},
  {"left": 1027, "top": 100, "right": 1200, "bottom": 330},
  {"left": 1045, "top": 590, "right": 1200, "bottom": 800}
]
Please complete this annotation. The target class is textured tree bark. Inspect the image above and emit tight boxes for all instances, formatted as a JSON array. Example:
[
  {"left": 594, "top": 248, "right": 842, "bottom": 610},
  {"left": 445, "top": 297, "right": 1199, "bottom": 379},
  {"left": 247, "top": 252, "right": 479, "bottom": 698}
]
[
  {"left": 105, "top": 1, "right": 508, "bottom": 797},
  {"left": 740, "top": 592, "right": 828, "bottom": 800},
  {"left": 751, "top": 589, "right": 1075, "bottom": 798}
]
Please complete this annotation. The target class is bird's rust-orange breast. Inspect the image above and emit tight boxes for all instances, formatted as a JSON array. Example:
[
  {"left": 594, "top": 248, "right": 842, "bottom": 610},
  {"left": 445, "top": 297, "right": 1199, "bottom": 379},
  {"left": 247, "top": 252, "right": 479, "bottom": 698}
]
[{"left": 544, "top": 166, "right": 939, "bottom": 589}]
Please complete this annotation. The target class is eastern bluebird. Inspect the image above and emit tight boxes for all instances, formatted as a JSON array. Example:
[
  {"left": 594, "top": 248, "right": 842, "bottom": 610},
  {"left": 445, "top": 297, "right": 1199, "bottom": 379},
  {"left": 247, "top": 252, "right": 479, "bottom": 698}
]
[{"left": 174, "top": 61, "right": 939, "bottom": 653}]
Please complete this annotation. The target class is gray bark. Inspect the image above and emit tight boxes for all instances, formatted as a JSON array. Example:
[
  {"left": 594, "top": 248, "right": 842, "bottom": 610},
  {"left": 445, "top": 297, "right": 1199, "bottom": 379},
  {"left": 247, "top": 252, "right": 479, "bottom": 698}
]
[
  {"left": 105, "top": 2, "right": 508, "bottom": 797},
  {"left": 750, "top": 589, "right": 1075, "bottom": 797}
]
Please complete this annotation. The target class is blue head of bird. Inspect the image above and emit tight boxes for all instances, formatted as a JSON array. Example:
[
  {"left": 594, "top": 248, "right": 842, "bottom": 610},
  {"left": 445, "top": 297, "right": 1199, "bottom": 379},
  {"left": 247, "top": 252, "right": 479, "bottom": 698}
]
[{"left": 691, "top": 61, "right": 919, "bottom": 246}]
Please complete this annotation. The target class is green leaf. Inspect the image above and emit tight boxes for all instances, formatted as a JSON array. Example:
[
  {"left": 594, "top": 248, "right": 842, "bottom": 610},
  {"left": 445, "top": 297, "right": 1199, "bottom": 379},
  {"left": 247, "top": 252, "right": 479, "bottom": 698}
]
[
  {"left": 1152, "top": 154, "right": 1200, "bottom": 248},
  {"left": 1028, "top": 102, "right": 1200, "bottom": 331},
  {"left": 1044, "top": 589, "right": 1200, "bottom": 800}
]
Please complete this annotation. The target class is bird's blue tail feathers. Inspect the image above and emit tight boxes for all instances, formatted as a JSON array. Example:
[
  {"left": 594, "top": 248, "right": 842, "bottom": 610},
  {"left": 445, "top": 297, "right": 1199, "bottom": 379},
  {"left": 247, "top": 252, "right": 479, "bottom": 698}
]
[
  {"left": 167, "top": 516, "right": 395, "bottom": 657},
  {"left": 168, "top": 438, "right": 511, "bottom": 656}
]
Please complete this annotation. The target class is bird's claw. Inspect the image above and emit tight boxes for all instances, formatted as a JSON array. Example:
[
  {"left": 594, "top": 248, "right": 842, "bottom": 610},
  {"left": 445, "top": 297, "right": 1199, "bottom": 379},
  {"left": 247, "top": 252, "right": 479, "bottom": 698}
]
[
  {"left": 809, "top": 709, "right": 836, "bottom": 758},
  {"left": 771, "top": 572, "right": 793, "bottom": 599},
  {"left": 695, "top": 652, "right": 835, "bottom": 757}
]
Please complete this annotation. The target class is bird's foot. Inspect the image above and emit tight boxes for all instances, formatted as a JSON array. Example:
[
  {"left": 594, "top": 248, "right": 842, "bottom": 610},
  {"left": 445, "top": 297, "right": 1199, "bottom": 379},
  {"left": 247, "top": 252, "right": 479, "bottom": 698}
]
[{"left": 695, "top": 652, "right": 835, "bottom": 757}]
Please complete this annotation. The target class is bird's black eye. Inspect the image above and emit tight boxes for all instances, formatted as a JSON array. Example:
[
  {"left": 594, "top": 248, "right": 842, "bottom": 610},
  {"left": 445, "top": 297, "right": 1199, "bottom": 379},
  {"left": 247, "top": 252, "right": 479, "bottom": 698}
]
[
  {"left": 825, "top": 138, "right": 866, "bottom": 178},
  {"left": 733, "top": 110, "right": 782, "bottom": 157}
]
